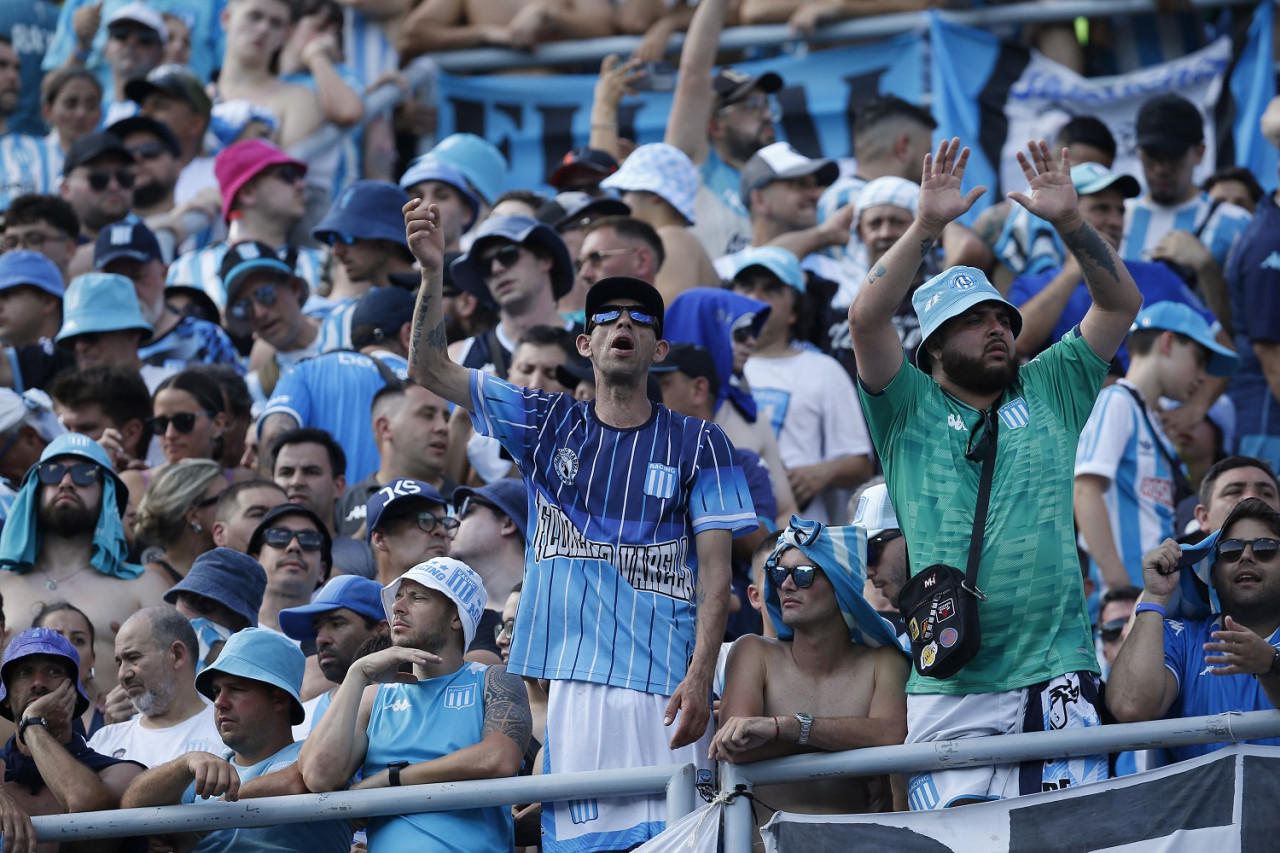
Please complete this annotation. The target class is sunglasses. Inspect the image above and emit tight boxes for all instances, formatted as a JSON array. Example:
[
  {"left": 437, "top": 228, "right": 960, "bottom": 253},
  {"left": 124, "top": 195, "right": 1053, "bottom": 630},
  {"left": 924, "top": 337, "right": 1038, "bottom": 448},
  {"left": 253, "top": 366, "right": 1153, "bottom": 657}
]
[
  {"left": 329, "top": 232, "right": 359, "bottom": 246},
  {"left": 228, "top": 282, "right": 279, "bottom": 321},
  {"left": 1217, "top": 537, "right": 1280, "bottom": 564},
  {"left": 494, "top": 619, "right": 515, "bottom": 642},
  {"left": 577, "top": 247, "right": 637, "bottom": 268},
  {"left": 479, "top": 244, "right": 522, "bottom": 274},
  {"left": 1098, "top": 618, "right": 1127, "bottom": 643},
  {"left": 411, "top": 511, "right": 460, "bottom": 536},
  {"left": 261, "top": 526, "right": 325, "bottom": 552},
  {"left": 458, "top": 496, "right": 499, "bottom": 519},
  {"left": 147, "top": 411, "right": 214, "bottom": 434},
  {"left": 766, "top": 563, "right": 819, "bottom": 589},
  {"left": 128, "top": 143, "right": 169, "bottom": 161},
  {"left": 588, "top": 306, "right": 659, "bottom": 329},
  {"left": 265, "top": 164, "right": 305, "bottom": 185},
  {"left": 733, "top": 326, "right": 757, "bottom": 344},
  {"left": 36, "top": 461, "right": 101, "bottom": 486},
  {"left": 85, "top": 169, "right": 136, "bottom": 191},
  {"left": 107, "top": 25, "right": 161, "bottom": 47},
  {"left": 867, "top": 530, "right": 902, "bottom": 566}
]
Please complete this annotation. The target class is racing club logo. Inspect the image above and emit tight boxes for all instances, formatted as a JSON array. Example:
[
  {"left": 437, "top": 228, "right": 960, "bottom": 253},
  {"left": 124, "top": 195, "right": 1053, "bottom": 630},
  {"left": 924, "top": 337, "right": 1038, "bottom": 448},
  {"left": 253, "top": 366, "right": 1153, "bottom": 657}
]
[{"left": 554, "top": 448, "right": 579, "bottom": 484}]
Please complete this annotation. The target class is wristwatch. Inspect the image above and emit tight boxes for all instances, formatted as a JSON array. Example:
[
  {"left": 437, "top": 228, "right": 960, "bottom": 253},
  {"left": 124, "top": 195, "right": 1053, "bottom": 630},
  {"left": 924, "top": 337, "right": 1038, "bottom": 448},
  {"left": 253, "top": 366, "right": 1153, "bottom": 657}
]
[
  {"left": 387, "top": 760, "right": 410, "bottom": 787},
  {"left": 1260, "top": 648, "right": 1280, "bottom": 679},
  {"left": 795, "top": 712, "right": 814, "bottom": 746},
  {"left": 18, "top": 716, "right": 48, "bottom": 745}
]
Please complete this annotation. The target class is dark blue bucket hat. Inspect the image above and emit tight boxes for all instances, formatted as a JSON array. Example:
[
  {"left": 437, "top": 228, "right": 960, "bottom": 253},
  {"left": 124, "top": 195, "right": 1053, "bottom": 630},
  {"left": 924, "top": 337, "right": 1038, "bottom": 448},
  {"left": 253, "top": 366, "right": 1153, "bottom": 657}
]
[
  {"left": 312, "top": 180, "right": 411, "bottom": 249},
  {"left": 452, "top": 478, "right": 530, "bottom": 542},
  {"left": 449, "top": 215, "right": 575, "bottom": 309},
  {"left": 163, "top": 547, "right": 267, "bottom": 628}
]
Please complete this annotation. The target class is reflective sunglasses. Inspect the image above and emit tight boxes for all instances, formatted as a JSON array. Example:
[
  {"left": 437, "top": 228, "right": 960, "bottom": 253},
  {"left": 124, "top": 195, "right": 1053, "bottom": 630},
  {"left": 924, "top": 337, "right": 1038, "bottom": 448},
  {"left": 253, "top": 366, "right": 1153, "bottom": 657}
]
[
  {"left": 494, "top": 619, "right": 515, "bottom": 642},
  {"left": 85, "top": 169, "right": 136, "bottom": 191},
  {"left": 766, "top": 563, "right": 819, "bottom": 589},
  {"left": 588, "top": 306, "right": 659, "bottom": 329},
  {"left": 329, "top": 232, "right": 358, "bottom": 246},
  {"left": 1098, "top": 618, "right": 1127, "bottom": 644},
  {"left": 147, "top": 411, "right": 214, "bottom": 434},
  {"left": 228, "top": 282, "right": 280, "bottom": 321},
  {"left": 1217, "top": 537, "right": 1280, "bottom": 564},
  {"left": 412, "top": 511, "right": 460, "bottom": 536},
  {"left": 577, "top": 247, "right": 637, "bottom": 268},
  {"left": 479, "top": 244, "right": 522, "bottom": 274},
  {"left": 265, "top": 164, "right": 305, "bottom": 185},
  {"left": 261, "top": 527, "right": 325, "bottom": 551},
  {"left": 35, "top": 461, "right": 101, "bottom": 486},
  {"left": 867, "top": 530, "right": 902, "bottom": 566}
]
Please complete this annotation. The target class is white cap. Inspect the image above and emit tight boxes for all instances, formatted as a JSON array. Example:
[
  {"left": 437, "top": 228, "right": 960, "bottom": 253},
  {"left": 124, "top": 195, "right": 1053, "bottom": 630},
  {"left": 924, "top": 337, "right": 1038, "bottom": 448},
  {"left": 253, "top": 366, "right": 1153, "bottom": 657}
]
[
  {"left": 851, "top": 483, "right": 898, "bottom": 538},
  {"left": 106, "top": 2, "right": 169, "bottom": 43},
  {"left": 381, "top": 557, "right": 488, "bottom": 652},
  {"left": 0, "top": 389, "right": 65, "bottom": 443}
]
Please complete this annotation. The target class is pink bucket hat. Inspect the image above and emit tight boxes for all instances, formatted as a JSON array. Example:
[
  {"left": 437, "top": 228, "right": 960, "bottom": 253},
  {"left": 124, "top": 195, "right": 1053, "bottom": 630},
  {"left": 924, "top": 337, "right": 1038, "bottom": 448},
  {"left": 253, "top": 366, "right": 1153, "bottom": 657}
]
[{"left": 214, "top": 139, "right": 307, "bottom": 223}]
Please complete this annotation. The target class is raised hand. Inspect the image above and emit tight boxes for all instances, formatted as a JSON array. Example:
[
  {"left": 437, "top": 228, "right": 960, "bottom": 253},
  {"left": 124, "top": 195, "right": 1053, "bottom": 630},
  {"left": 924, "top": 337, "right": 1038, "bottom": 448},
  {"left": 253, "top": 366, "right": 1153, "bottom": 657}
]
[
  {"left": 403, "top": 199, "right": 444, "bottom": 273},
  {"left": 1007, "top": 140, "right": 1079, "bottom": 227},
  {"left": 917, "top": 138, "right": 987, "bottom": 235}
]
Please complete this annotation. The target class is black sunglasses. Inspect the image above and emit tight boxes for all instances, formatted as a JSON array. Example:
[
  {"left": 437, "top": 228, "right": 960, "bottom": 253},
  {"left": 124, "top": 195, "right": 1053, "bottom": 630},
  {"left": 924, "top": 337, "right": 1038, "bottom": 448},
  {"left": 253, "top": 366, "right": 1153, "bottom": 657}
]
[
  {"left": 147, "top": 411, "right": 215, "bottom": 434},
  {"left": 36, "top": 461, "right": 101, "bottom": 486},
  {"left": 766, "top": 563, "right": 819, "bottom": 589},
  {"left": 589, "top": 306, "right": 659, "bottom": 329},
  {"left": 265, "top": 164, "right": 305, "bottom": 185},
  {"left": 261, "top": 527, "right": 325, "bottom": 552},
  {"left": 86, "top": 169, "right": 136, "bottom": 191},
  {"left": 733, "top": 326, "right": 756, "bottom": 344},
  {"left": 107, "top": 25, "right": 161, "bottom": 46},
  {"left": 867, "top": 530, "right": 902, "bottom": 566},
  {"left": 1217, "top": 537, "right": 1280, "bottom": 564},
  {"left": 229, "top": 282, "right": 279, "bottom": 321},
  {"left": 479, "top": 244, "right": 522, "bottom": 275},
  {"left": 1098, "top": 617, "right": 1127, "bottom": 643}
]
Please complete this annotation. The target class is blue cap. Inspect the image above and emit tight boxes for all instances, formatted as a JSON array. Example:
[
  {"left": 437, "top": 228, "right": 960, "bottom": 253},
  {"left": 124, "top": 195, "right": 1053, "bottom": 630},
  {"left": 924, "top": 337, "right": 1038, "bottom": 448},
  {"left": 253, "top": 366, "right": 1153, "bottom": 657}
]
[
  {"left": 55, "top": 273, "right": 153, "bottom": 347},
  {"left": 195, "top": 627, "right": 306, "bottom": 725},
  {"left": 452, "top": 478, "right": 530, "bottom": 542},
  {"left": 312, "top": 180, "right": 411, "bottom": 249},
  {"left": 0, "top": 250, "right": 65, "bottom": 299},
  {"left": 398, "top": 156, "right": 480, "bottom": 230},
  {"left": 0, "top": 627, "right": 92, "bottom": 721},
  {"left": 25, "top": 432, "right": 128, "bottom": 516},
  {"left": 731, "top": 246, "right": 805, "bottom": 293},
  {"left": 366, "top": 478, "right": 448, "bottom": 542},
  {"left": 94, "top": 220, "right": 163, "bottom": 270},
  {"left": 450, "top": 215, "right": 575, "bottom": 308},
  {"left": 278, "top": 574, "right": 386, "bottom": 643},
  {"left": 350, "top": 286, "right": 416, "bottom": 350},
  {"left": 913, "top": 266, "right": 1023, "bottom": 358},
  {"left": 1130, "top": 301, "right": 1239, "bottom": 377},
  {"left": 1071, "top": 162, "right": 1141, "bottom": 199},
  {"left": 431, "top": 133, "right": 507, "bottom": 205},
  {"left": 163, "top": 547, "right": 267, "bottom": 628}
]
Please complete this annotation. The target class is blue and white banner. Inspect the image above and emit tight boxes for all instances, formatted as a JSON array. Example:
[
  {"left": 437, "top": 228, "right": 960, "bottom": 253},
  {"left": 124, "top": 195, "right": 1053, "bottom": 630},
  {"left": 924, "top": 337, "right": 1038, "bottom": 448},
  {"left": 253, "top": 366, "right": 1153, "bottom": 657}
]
[{"left": 434, "top": 35, "right": 926, "bottom": 193}]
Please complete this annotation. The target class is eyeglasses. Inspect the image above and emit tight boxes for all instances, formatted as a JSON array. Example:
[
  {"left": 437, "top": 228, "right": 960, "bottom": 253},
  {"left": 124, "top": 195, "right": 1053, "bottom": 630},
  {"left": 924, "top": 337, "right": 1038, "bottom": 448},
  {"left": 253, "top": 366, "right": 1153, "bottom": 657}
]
[
  {"left": 35, "top": 461, "right": 101, "bottom": 486},
  {"left": 85, "top": 169, "right": 136, "bottom": 191},
  {"left": 0, "top": 231, "right": 62, "bottom": 252},
  {"left": 1098, "top": 618, "right": 1127, "bottom": 644},
  {"left": 458, "top": 496, "right": 499, "bottom": 519},
  {"left": 766, "top": 563, "right": 819, "bottom": 589},
  {"left": 128, "top": 143, "right": 169, "bottom": 161},
  {"left": 411, "top": 511, "right": 460, "bottom": 536},
  {"left": 261, "top": 526, "right": 325, "bottom": 552},
  {"left": 264, "top": 164, "right": 305, "bottom": 185},
  {"left": 147, "top": 411, "right": 215, "bottom": 434},
  {"left": 965, "top": 407, "right": 997, "bottom": 463},
  {"left": 494, "top": 619, "right": 515, "bottom": 642},
  {"left": 107, "top": 25, "right": 162, "bottom": 47},
  {"left": 867, "top": 530, "right": 902, "bottom": 566},
  {"left": 228, "top": 282, "right": 279, "bottom": 321},
  {"left": 479, "top": 244, "right": 522, "bottom": 275},
  {"left": 1217, "top": 537, "right": 1280, "bottom": 564},
  {"left": 577, "top": 247, "right": 637, "bottom": 268},
  {"left": 718, "top": 95, "right": 778, "bottom": 119},
  {"left": 588, "top": 306, "right": 659, "bottom": 330}
]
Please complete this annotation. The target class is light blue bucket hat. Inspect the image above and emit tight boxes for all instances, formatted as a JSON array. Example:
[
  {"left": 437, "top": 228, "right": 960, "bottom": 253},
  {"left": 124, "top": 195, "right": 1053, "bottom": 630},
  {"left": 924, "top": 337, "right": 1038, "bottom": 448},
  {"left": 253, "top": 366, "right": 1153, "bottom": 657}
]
[
  {"left": 912, "top": 265, "right": 1022, "bottom": 363},
  {"left": 195, "top": 627, "right": 306, "bottom": 725},
  {"left": 55, "top": 272, "right": 152, "bottom": 348}
]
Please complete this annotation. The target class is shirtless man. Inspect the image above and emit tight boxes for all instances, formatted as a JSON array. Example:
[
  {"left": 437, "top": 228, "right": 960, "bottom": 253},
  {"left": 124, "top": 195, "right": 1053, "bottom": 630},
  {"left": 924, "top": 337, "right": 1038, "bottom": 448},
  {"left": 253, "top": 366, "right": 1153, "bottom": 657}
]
[
  {"left": 399, "top": 0, "right": 612, "bottom": 59},
  {"left": 710, "top": 519, "right": 909, "bottom": 825},
  {"left": 0, "top": 434, "right": 170, "bottom": 696}
]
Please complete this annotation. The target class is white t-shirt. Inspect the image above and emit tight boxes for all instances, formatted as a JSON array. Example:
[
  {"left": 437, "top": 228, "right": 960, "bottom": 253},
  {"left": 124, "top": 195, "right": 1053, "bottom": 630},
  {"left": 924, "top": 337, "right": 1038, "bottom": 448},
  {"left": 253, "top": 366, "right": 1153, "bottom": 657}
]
[{"left": 87, "top": 700, "right": 221, "bottom": 768}]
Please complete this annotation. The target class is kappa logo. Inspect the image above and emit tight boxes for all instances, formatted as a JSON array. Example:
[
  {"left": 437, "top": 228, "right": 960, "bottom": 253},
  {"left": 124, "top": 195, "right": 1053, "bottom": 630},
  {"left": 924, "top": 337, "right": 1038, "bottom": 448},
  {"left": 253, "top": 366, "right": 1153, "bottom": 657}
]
[
  {"left": 947, "top": 413, "right": 966, "bottom": 431},
  {"left": 553, "top": 448, "right": 578, "bottom": 484},
  {"left": 388, "top": 698, "right": 412, "bottom": 712},
  {"left": 1261, "top": 251, "right": 1280, "bottom": 271}
]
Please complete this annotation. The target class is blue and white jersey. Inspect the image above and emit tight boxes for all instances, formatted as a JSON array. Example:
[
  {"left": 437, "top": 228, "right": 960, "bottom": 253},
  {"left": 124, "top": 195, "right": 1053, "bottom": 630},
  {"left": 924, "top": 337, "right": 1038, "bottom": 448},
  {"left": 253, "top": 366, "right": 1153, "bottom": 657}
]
[
  {"left": 342, "top": 8, "right": 398, "bottom": 93},
  {"left": 470, "top": 370, "right": 757, "bottom": 695},
  {"left": 315, "top": 297, "right": 357, "bottom": 353},
  {"left": 1164, "top": 617, "right": 1280, "bottom": 763},
  {"left": 816, "top": 173, "right": 866, "bottom": 270},
  {"left": 692, "top": 148, "right": 750, "bottom": 258},
  {"left": 0, "top": 2, "right": 59, "bottom": 137},
  {"left": 139, "top": 315, "right": 242, "bottom": 373},
  {"left": 1121, "top": 193, "right": 1251, "bottom": 273},
  {"left": 0, "top": 132, "right": 57, "bottom": 211},
  {"left": 166, "top": 242, "right": 325, "bottom": 308},
  {"left": 260, "top": 349, "right": 406, "bottom": 482},
  {"left": 1075, "top": 380, "right": 1180, "bottom": 587},
  {"left": 280, "top": 66, "right": 363, "bottom": 203}
]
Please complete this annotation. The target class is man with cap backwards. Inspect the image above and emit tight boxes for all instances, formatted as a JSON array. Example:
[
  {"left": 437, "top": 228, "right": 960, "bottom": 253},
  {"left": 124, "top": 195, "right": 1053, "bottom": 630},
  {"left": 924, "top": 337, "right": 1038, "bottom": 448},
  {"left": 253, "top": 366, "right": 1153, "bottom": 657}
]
[
  {"left": 712, "top": 517, "right": 909, "bottom": 818},
  {"left": 0, "top": 626, "right": 144, "bottom": 853},
  {"left": 1108, "top": 497, "right": 1280, "bottom": 762},
  {"left": 121, "top": 627, "right": 350, "bottom": 853},
  {"left": 299, "top": 557, "right": 531, "bottom": 851},
  {"left": 0, "top": 434, "right": 170, "bottom": 695},
  {"left": 849, "top": 138, "right": 1142, "bottom": 808},
  {"left": 405, "top": 195, "right": 756, "bottom": 850}
]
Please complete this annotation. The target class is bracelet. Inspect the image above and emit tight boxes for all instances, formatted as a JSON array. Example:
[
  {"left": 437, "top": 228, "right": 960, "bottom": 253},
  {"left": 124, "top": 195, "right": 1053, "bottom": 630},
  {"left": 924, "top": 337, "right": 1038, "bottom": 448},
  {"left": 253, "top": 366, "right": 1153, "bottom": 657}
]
[
  {"left": 772, "top": 716, "right": 779, "bottom": 741},
  {"left": 1134, "top": 602, "right": 1167, "bottom": 618},
  {"left": 387, "top": 761, "right": 409, "bottom": 787}
]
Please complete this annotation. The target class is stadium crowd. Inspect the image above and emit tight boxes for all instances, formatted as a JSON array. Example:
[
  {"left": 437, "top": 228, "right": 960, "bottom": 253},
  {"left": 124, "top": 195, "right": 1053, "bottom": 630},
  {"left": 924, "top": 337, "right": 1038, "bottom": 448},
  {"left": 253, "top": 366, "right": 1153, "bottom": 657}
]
[{"left": 0, "top": 0, "right": 1277, "bottom": 849}]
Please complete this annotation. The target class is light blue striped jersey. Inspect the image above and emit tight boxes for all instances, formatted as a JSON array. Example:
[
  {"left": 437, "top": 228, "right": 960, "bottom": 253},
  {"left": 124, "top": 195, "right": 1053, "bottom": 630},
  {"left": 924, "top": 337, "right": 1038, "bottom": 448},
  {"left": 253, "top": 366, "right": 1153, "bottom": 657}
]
[
  {"left": 816, "top": 173, "right": 865, "bottom": 267},
  {"left": 342, "top": 8, "right": 398, "bottom": 92},
  {"left": 138, "top": 315, "right": 242, "bottom": 373},
  {"left": 315, "top": 297, "right": 357, "bottom": 353},
  {"left": 166, "top": 242, "right": 325, "bottom": 308},
  {"left": 280, "top": 65, "right": 364, "bottom": 203},
  {"left": 469, "top": 370, "right": 757, "bottom": 694},
  {"left": 1121, "top": 193, "right": 1251, "bottom": 272},
  {"left": 1075, "top": 380, "right": 1181, "bottom": 587},
  {"left": 0, "top": 132, "right": 57, "bottom": 211}
]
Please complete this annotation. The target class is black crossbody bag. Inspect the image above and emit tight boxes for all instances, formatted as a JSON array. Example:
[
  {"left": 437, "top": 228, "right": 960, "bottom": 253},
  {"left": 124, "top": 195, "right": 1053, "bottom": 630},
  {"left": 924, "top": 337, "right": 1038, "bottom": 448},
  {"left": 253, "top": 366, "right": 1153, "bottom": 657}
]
[{"left": 897, "top": 406, "right": 996, "bottom": 679}]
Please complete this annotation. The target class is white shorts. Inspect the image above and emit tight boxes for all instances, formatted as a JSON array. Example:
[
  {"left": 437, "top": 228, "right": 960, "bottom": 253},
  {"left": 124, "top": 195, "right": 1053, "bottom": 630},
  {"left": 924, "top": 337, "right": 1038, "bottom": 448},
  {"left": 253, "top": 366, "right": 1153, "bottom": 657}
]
[
  {"left": 543, "top": 680, "right": 713, "bottom": 852},
  {"left": 905, "top": 671, "right": 1108, "bottom": 810}
]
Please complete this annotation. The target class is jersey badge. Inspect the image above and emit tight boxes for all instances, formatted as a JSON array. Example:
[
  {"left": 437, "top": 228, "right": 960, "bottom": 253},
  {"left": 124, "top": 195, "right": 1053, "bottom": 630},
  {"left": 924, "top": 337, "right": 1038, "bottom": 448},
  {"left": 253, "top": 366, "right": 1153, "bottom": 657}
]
[{"left": 553, "top": 448, "right": 579, "bottom": 484}]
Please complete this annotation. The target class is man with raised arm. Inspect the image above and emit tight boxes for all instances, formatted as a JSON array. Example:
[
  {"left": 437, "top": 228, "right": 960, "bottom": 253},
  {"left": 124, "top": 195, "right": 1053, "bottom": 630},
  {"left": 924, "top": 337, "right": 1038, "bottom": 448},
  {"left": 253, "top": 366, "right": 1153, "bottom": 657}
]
[
  {"left": 402, "top": 197, "right": 757, "bottom": 851},
  {"left": 849, "top": 139, "right": 1142, "bottom": 809}
]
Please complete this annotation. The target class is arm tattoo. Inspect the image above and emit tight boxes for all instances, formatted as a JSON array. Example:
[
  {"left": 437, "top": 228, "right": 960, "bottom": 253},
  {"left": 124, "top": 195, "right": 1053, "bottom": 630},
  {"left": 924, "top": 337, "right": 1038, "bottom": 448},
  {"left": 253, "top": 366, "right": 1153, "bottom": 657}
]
[
  {"left": 1060, "top": 220, "right": 1120, "bottom": 282},
  {"left": 919, "top": 237, "right": 935, "bottom": 259},
  {"left": 865, "top": 262, "right": 888, "bottom": 288},
  {"left": 409, "top": 295, "right": 431, "bottom": 365},
  {"left": 482, "top": 665, "right": 533, "bottom": 752},
  {"left": 425, "top": 320, "right": 448, "bottom": 351}
]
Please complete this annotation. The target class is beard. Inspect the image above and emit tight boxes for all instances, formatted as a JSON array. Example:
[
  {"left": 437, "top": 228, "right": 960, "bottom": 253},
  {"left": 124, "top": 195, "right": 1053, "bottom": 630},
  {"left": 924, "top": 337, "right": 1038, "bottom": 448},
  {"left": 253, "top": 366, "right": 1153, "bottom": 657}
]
[
  {"left": 132, "top": 178, "right": 172, "bottom": 209},
  {"left": 937, "top": 345, "right": 1019, "bottom": 395},
  {"left": 130, "top": 680, "right": 175, "bottom": 717},
  {"left": 37, "top": 495, "right": 98, "bottom": 538}
]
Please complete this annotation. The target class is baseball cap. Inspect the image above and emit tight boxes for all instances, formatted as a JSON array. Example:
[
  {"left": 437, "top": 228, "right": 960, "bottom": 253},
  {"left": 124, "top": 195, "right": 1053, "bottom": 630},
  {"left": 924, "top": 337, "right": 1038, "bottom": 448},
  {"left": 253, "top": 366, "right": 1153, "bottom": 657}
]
[
  {"left": 398, "top": 155, "right": 480, "bottom": 231},
  {"left": 55, "top": 272, "right": 153, "bottom": 347},
  {"left": 1129, "top": 301, "right": 1239, "bottom": 377},
  {"left": 0, "top": 628, "right": 91, "bottom": 721},
  {"left": 548, "top": 148, "right": 620, "bottom": 190},
  {"left": 106, "top": 115, "right": 181, "bottom": 158},
  {"left": 535, "top": 192, "right": 629, "bottom": 232},
  {"left": 195, "top": 628, "right": 306, "bottom": 725},
  {"left": 381, "top": 557, "right": 488, "bottom": 652},
  {"left": 163, "top": 547, "right": 267, "bottom": 629},
  {"left": 0, "top": 250, "right": 65, "bottom": 299},
  {"left": 1136, "top": 94, "right": 1205, "bottom": 158},
  {"left": 105, "top": 1, "right": 168, "bottom": 42},
  {"left": 93, "top": 221, "right": 163, "bottom": 270},
  {"left": 0, "top": 389, "right": 64, "bottom": 444},
  {"left": 1070, "top": 162, "right": 1141, "bottom": 199},
  {"left": 584, "top": 275, "right": 665, "bottom": 338},
  {"left": 600, "top": 143, "right": 698, "bottom": 225},
  {"left": 851, "top": 483, "right": 899, "bottom": 539},
  {"left": 430, "top": 133, "right": 507, "bottom": 206},
  {"left": 712, "top": 67, "right": 783, "bottom": 109},
  {"left": 452, "top": 478, "right": 530, "bottom": 542},
  {"left": 365, "top": 478, "right": 449, "bottom": 542},
  {"left": 24, "top": 432, "right": 128, "bottom": 516},
  {"left": 247, "top": 504, "right": 333, "bottom": 570},
  {"left": 313, "top": 180, "right": 410, "bottom": 248},
  {"left": 650, "top": 341, "right": 721, "bottom": 398},
  {"left": 731, "top": 246, "right": 805, "bottom": 293},
  {"left": 449, "top": 215, "right": 575, "bottom": 308},
  {"left": 912, "top": 266, "right": 1023, "bottom": 360},
  {"left": 739, "top": 142, "right": 838, "bottom": 209},
  {"left": 214, "top": 139, "right": 307, "bottom": 223},
  {"left": 854, "top": 176, "right": 919, "bottom": 230},
  {"left": 63, "top": 132, "right": 133, "bottom": 173},
  {"left": 278, "top": 575, "right": 386, "bottom": 644},
  {"left": 350, "top": 286, "right": 417, "bottom": 350},
  {"left": 219, "top": 241, "right": 307, "bottom": 335},
  {"left": 125, "top": 64, "right": 213, "bottom": 119}
]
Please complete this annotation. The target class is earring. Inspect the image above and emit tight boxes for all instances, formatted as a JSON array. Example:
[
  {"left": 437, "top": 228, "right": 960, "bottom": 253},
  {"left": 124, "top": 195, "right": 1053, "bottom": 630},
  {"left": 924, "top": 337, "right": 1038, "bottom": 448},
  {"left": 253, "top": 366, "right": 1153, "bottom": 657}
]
[
  {"left": 89, "top": 666, "right": 96, "bottom": 679},
  {"left": 192, "top": 521, "right": 203, "bottom": 533}
]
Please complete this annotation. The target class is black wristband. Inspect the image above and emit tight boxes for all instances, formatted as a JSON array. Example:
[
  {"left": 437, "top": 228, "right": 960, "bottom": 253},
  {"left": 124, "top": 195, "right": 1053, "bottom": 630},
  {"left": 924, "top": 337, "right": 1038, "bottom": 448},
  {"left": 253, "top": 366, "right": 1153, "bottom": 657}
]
[
  {"left": 387, "top": 760, "right": 409, "bottom": 787},
  {"left": 1261, "top": 648, "right": 1280, "bottom": 679},
  {"left": 18, "top": 716, "right": 48, "bottom": 745}
]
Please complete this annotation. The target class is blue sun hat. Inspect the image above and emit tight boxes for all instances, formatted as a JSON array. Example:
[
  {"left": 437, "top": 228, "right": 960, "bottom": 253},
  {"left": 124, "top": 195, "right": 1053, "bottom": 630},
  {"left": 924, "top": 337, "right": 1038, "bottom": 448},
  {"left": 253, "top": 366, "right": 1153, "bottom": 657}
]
[
  {"left": 279, "top": 574, "right": 386, "bottom": 644},
  {"left": 398, "top": 155, "right": 480, "bottom": 231},
  {"left": 312, "top": 180, "right": 411, "bottom": 248},
  {"left": 55, "top": 273, "right": 153, "bottom": 348},
  {"left": 912, "top": 266, "right": 1023, "bottom": 362},
  {"left": 430, "top": 134, "right": 507, "bottom": 206},
  {"left": 195, "top": 628, "right": 306, "bottom": 725},
  {"left": 0, "top": 628, "right": 91, "bottom": 720}
]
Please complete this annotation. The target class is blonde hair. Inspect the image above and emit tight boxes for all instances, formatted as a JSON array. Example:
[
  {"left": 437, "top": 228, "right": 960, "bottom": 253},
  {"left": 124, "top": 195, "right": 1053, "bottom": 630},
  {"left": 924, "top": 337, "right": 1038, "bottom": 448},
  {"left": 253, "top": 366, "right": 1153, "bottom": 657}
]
[{"left": 134, "top": 459, "right": 223, "bottom": 549}]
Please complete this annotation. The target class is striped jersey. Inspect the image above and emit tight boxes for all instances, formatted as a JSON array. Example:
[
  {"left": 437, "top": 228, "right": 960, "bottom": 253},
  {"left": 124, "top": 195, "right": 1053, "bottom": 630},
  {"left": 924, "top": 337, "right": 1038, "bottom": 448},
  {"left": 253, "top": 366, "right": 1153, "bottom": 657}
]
[
  {"left": 1121, "top": 193, "right": 1251, "bottom": 272},
  {"left": 166, "top": 242, "right": 325, "bottom": 308},
  {"left": 342, "top": 8, "right": 399, "bottom": 92},
  {"left": 1075, "top": 380, "right": 1180, "bottom": 587},
  {"left": 0, "top": 132, "right": 56, "bottom": 211},
  {"left": 469, "top": 370, "right": 757, "bottom": 695}
]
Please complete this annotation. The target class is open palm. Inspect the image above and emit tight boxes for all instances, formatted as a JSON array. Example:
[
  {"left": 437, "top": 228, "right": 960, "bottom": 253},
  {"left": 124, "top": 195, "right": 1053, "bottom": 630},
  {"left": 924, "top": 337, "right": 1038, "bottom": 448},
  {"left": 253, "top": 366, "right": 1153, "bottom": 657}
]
[
  {"left": 918, "top": 137, "right": 987, "bottom": 231},
  {"left": 1007, "top": 140, "right": 1078, "bottom": 225}
]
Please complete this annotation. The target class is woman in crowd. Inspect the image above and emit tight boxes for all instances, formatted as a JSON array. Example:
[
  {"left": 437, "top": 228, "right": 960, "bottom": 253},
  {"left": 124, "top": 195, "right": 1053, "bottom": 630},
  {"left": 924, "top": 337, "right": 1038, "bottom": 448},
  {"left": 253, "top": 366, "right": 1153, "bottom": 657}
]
[
  {"left": 39, "top": 67, "right": 103, "bottom": 176},
  {"left": 134, "top": 458, "right": 227, "bottom": 585}
]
